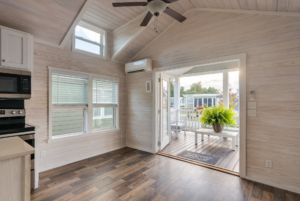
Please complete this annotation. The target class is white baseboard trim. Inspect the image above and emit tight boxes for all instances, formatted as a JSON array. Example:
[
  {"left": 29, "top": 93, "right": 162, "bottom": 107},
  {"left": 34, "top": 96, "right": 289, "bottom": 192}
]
[
  {"left": 39, "top": 145, "right": 126, "bottom": 173},
  {"left": 243, "top": 175, "right": 300, "bottom": 194}
]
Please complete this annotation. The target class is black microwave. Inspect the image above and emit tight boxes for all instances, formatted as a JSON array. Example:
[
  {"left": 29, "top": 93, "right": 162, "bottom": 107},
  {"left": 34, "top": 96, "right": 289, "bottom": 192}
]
[{"left": 0, "top": 68, "right": 31, "bottom": 99}]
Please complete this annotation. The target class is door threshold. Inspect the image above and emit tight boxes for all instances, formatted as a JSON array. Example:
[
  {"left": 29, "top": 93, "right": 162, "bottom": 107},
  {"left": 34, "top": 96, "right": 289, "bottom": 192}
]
[{"left": 157, "top": 152, "right": 240, "bottom": 177}]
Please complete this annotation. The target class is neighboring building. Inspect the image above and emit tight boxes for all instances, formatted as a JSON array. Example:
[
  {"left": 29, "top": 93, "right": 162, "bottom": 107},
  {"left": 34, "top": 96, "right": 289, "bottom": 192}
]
[
  {"left": 176, "top": 93, "right": 240, "bottom": 110},
  {"left": 183, "top": 94, "right": 220, "bottom": 108},
  {"left": 170, "top": 97, "right": 185, "bottom": 108}
]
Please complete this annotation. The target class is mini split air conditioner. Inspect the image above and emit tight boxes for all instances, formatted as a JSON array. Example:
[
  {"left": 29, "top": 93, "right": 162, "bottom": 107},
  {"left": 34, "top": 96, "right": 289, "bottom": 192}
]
[{"left": 125, "top": 59, "right": 152, "bottom": 74}]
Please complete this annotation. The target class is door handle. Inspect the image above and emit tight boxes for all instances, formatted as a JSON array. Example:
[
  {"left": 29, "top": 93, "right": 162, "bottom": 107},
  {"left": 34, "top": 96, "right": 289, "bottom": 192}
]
[{"left": 2, "top": 60, "right": 5, "bottom": 62}]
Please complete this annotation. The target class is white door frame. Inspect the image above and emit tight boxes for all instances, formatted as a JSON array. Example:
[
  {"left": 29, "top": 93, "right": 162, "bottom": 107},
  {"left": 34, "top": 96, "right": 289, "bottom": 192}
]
[
  {"left": 160, "top": 73, "right": 171, "bottom": 150},
  {"left": 152, "top": 53, "right": 247, "bottom": 178}
]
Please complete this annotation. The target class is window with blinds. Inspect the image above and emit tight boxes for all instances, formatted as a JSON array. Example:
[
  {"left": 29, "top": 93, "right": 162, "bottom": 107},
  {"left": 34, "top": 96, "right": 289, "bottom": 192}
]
[
  {"left": 49, "top": 67, "right": 119, "bottom": 140},
  {"left": 51, "top": 72, "right": 88, "bottom": 137},
  {"left": 93, "top": 78, "right": 118, "bottom": 105},
  {"left": 93, "top": 77, "right": 118, "bottom": 130},
  {"left": 52, "top": 73, "right": 88, "bottom": 105}
]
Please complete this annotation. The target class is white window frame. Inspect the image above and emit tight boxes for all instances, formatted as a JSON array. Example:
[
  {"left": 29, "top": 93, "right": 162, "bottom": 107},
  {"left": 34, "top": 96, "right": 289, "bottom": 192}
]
[
  {"left": 92, "top": 75, "right": 119, "bottom": 132},
  {"left": 48, "top": 67, "right": 119, "bottom": 142},
  {"left": 72, "top": 21, "right": 107, "bottom": 60}
]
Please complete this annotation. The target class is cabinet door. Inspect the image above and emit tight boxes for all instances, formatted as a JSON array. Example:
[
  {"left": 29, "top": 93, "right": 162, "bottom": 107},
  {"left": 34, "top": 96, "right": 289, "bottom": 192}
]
[{"left": 1, "top": 28, "right": 28, "bottom": 70}]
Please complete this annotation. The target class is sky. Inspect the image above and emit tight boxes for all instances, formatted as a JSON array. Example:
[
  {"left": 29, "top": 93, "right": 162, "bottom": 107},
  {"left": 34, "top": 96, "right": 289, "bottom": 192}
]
[
  {"left": 180, "top": 71, "right": 239, "bottom": 93},
  {"left": 75, "top": 25, "right": 100, "bottom": 43},
  {"left": 75, "top": 25, "right": 101, "bottom": 55}
]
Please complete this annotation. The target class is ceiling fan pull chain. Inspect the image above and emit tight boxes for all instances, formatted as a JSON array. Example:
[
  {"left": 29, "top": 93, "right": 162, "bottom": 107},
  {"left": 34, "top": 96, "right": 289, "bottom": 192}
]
[{"left": 154, "top": 18, "right": 158, "bottom": 34}]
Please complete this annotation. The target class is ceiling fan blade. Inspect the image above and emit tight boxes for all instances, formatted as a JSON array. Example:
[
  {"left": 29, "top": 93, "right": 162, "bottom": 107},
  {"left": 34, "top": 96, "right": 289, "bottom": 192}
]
[
  {"left": 163, "top": 7, "right": 186, "bottom": 22},
  {"left": 140, "top": 11, "right": 153, "bottom": 26},
  {"left": 112, "top": 2, "right": 147, "bottom": 7},
  {"left": 163, "top": 0, "right": 178, "bottom": 3}
]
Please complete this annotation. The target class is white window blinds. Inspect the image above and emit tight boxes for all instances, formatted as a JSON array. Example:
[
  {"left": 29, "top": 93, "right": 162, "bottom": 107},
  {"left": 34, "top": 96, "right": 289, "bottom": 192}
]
[
  {"left": 93, "top": 78, "right": 118, "bottom": 105},
  {"left": 52, "top": 72, "right": 88, "bottom": 105}
]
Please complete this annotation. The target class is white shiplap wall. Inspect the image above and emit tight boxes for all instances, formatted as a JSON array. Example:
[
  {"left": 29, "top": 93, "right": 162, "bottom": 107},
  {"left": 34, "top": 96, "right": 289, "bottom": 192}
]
[
  {"left": 25, "top": 37, "right": 127, "bottom": 172},
  {"left": 131, "top": 10, "right": 300, "bottom": 191},
  {"left": 126, "top": 72, "right": 153, "bottom": 153}
]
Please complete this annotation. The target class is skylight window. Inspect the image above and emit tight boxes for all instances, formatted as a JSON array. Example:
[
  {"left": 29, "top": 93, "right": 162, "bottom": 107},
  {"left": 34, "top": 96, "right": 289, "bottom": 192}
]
[{"left": 73, "top": 22, "right": 106, "bottom": 58}]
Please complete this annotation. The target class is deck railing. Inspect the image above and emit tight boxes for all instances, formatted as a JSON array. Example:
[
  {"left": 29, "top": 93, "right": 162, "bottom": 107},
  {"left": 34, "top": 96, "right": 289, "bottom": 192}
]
[
  {"left": 171, "top": 109, "right": 202, "bottom": 131},
  {"left": 171, "top": 108, "right": 239, "bottom": 132}
]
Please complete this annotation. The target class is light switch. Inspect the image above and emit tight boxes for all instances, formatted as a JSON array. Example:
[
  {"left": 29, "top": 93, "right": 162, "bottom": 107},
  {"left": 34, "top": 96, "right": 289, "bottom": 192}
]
[
  {"left": 248, "top": 102, "right": 256, "bottom": 109},
  {"left": 248, "top": 110, "right": 256, "bottom": 117}
]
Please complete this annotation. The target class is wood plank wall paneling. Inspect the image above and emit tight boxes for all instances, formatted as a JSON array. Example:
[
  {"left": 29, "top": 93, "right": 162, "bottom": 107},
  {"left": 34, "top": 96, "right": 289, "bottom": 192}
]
[
  {"left": 132, "top": 10, "right": 300, "bottom": 191},
  {"left": 126, "top": 72, "right": 153, "bottom": 153},
  {"left": 25, "top": 36, "right": 127, "bottom": 172},
  {"left": 0, "top": 0, "right": 86, "bottom": 45}
]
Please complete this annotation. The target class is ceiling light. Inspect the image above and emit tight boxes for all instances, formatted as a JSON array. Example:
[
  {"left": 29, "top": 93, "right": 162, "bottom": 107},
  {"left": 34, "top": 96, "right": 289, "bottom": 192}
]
[{"left": 147, "top": 0, "right": 167, "bottom": 17}]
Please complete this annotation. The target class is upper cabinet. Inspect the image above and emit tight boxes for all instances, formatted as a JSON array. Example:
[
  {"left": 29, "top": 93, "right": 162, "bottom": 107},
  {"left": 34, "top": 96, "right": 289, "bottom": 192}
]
[{"left": 0, "top": 26, "right": 33, "bottom": 72}]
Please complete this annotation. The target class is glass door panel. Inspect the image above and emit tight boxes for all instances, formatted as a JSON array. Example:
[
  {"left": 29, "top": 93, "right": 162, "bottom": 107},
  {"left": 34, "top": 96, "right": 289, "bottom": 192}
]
[{"left": 162, "top": 80, "right": 168, "bottom": 140}]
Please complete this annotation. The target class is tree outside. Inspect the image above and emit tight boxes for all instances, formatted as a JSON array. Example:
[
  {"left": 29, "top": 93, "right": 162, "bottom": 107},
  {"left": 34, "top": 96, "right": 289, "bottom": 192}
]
[
  {"left": 217, "top": 84, "right": 238, "bottom": 110},
  {"left": 171, "top": 81, "right": 219, "bottom": 97},
  {"left": 184, "top": 82, "right": 219, "bottom": 94}
]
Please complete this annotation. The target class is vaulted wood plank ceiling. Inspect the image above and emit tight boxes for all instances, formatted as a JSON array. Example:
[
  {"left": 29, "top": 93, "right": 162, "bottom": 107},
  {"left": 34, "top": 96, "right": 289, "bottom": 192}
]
[
  {"left": 83, "top": 0, "right": 300, "bottom": 33},
  {"left": 82, "top": 0, "right": 148, "bottom": 31},
  {"left": 0, "top": 0, "right": 86, "bottom": 45},
  {"left": 81, "top": 0, "right": 300, "bottom": 63},
  {"left": 0, "top": 0, "right": 299, "bottom": 64}
]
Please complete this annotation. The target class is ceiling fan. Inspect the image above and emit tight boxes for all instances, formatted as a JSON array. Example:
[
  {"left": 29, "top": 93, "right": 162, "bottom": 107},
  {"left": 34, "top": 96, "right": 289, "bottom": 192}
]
[{"left": 112, "top": 0, "right": 187, "bottom": 26}]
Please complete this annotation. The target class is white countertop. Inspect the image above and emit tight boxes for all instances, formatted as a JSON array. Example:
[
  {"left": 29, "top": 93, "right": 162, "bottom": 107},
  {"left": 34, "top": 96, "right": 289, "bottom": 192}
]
[{"left": 0, "top": 137, "right": 35, "bottom": 161}]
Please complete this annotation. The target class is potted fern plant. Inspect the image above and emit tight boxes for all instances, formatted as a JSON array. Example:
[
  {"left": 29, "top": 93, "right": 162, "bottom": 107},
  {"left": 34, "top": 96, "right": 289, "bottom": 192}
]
[{"left": 200, "top": 105, "right": 237, "bottom": 133}]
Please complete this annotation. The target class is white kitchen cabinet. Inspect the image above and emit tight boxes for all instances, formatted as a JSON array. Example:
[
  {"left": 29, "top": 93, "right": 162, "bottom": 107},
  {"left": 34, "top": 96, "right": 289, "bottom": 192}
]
[{"left": 0, "top": 26, "right": 33, "bottom": 72}]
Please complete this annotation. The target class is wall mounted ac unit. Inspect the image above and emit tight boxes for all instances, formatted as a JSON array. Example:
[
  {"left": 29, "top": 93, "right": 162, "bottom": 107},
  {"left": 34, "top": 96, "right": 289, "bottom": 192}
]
[{"left": 125, "top": 59, "right": 152, "bottom": 74}]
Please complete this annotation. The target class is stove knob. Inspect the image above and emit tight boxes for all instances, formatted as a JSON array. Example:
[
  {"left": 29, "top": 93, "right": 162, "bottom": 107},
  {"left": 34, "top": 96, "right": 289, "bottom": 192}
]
[
  {"left": 18, "top": 111, "right": 23, "bottom": 114},
  {"left": 11, "top": 111, "right": 16, "bottom": 114}
]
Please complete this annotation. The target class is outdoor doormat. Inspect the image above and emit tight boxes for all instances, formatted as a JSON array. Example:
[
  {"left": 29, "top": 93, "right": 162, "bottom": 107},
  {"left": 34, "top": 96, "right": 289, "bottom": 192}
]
[{"left": 177, "top": 151, "right": 220, "bottom": 165}]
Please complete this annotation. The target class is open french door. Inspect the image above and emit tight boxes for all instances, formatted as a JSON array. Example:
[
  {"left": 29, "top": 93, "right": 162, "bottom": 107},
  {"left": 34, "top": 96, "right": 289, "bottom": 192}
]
[{"left": 160, "top": 73, "right": 171, "bottom": 150}]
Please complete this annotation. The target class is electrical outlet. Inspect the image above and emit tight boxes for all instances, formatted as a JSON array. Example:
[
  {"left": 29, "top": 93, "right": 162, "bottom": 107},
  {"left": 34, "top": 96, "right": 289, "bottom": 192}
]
[
  {"left": 248, "top": 110, "right": 256, "bottom": 117},
  {"left": 120, "top": 134, "right": 124, "bottom": 139},
  {"left": 41, "top": 150, "right": 46, "bottom": 158},
  {"left": 266, "top": 160, "right": 272, "bottom": 168},
  {"left": 248, "top": 102, "right": 256, "bottom": 109}
]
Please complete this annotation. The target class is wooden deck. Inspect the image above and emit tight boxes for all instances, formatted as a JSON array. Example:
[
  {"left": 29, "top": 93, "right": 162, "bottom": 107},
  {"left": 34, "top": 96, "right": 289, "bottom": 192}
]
[{"left": 161, "top": 131, "right": 240, "bottom": 172}]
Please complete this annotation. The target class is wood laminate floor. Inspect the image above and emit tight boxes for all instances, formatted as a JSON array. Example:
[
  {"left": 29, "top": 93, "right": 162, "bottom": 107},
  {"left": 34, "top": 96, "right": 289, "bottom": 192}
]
[
  {"left": 162, "top": 131, "right": 240, "bottom": 172},
  {"left": 31, "top": 148, "right": 300, "bottom": 201}
]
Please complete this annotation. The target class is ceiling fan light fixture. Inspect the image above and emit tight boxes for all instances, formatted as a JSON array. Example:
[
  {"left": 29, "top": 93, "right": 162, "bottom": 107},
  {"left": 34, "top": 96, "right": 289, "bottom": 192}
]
[{"left": 147, "top": 0, "right": 167, "bottom": 17}]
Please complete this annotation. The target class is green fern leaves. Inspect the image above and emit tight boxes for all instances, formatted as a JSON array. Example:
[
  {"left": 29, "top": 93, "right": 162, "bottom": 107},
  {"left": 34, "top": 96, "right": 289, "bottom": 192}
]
[{"left": 200, "top": 105, "right": 237, "bottom": 128}]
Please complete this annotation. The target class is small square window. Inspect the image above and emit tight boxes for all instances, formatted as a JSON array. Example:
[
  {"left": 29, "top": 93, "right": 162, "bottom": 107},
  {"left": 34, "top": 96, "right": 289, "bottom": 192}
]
[{"left": 73, "top": 22, "right": 106, "bottom": 58}]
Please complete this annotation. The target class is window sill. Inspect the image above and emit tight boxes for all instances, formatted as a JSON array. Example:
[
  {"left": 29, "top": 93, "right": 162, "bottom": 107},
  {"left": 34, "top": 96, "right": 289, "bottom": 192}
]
[{"left": 47, "top": 128, "right": 120, "bottom": 143}]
